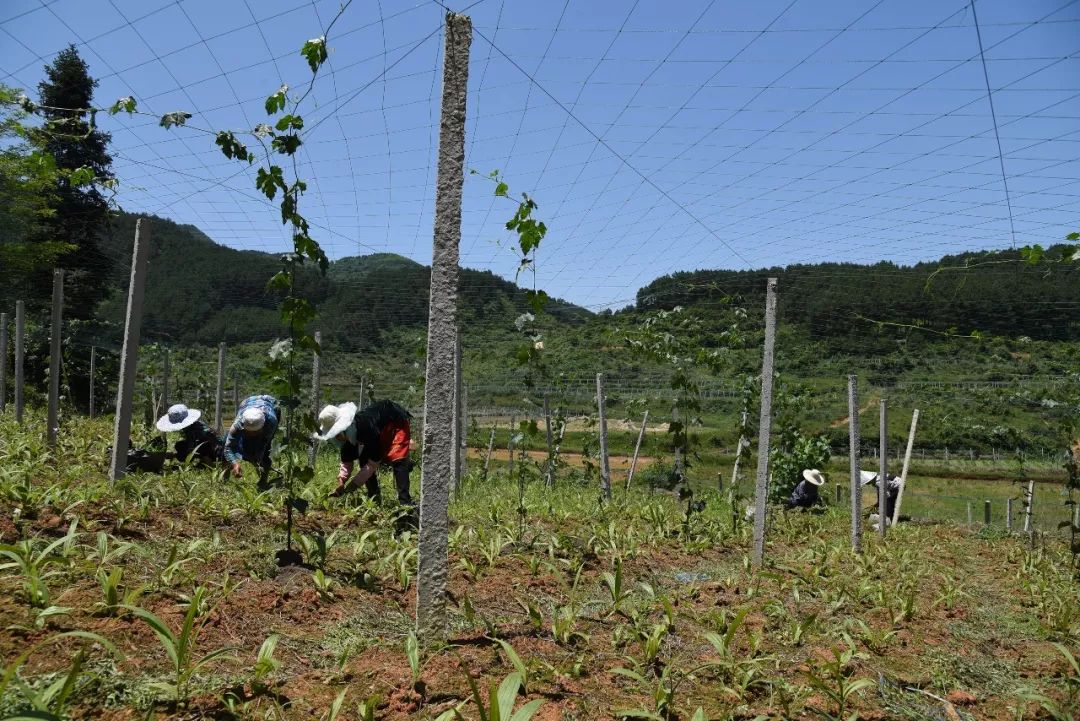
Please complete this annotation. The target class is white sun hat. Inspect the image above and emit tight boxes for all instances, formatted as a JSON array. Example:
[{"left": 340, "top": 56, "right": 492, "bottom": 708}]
[
  {"left": 240, "top": 407, "right": 266, "bottom": 432},
  {"left": 156, "top": 403, "right": 202, "bottom": 432},
  {"left": 802, "top": 469, "right": 826, "bottom": 486},
  {"left": 859, "top": 470, "right": 879, "bottom": 486},
  {"left": 315, "top": 402, "right": 358, "bottom": 441}
]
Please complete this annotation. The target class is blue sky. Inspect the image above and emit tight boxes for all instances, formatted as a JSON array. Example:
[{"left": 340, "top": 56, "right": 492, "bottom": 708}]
[{"left": 1, "top": 0, "right": 1078, "bottom": 311}]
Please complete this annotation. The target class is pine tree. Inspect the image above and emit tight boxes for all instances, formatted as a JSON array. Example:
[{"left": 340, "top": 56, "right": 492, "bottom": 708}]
[{"left": 35, "top": 44, "right": 114, "bottom": 316}]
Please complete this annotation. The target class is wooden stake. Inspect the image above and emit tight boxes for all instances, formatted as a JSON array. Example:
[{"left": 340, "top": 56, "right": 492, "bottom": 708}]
[
  {"left": 47, "top": 269, "right": 64, "bottom": 447},
  {"left": 309, "top": 330, "right": 321, "bottom": 466},
  {"left": 544, "top": 394, "right": 554, "bottom": 488},
  {"left": 483, "top": 425, "right": 496, "bottom": 482},
  {"left": 879, "top": 399, "right": 888, "bottom": 537},
  {"left": 109, "top": 219, "right": 151, "bottom": 481},
  {"left": 0, "top": 312, "right": 7, "bottom": 414},
  {"left": 14, "top": 301, "right": 24, "bottom": 423},
  {"left": 597, "top": 372, "right": 612, "bottom": 501},
  {"left": 88, "top": 346, "right": 95, "bottom": 419},
  {"left": 214, "top": 342, "right": 225, "bottom": 434},
  {"left": 892, "top": 408, "right": 919, "bottom": 526},
  {"left": 626, "top": 410, "right": 649, "bottom": 491},
  {"left": 848, "top": 375, "right": 862, "bottom": 554}
]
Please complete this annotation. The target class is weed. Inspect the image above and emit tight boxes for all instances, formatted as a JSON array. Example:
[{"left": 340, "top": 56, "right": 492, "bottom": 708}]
[{"left": 803, "top": 646, "right": 874, "bottom": 721}]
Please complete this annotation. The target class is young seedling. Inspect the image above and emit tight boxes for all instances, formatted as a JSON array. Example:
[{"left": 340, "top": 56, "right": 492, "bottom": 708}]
[
  {"left": 803, "top": 646, "right": 874, "bottom": 721},
  {"left": 443, "top": 669, "right": 544, "bottom": 721},
  {"left": 602, "top": 556, "right": 632, "bottom": 615},
  {"left": 125, "top": 587, "right": 237, "bottom": 707}
]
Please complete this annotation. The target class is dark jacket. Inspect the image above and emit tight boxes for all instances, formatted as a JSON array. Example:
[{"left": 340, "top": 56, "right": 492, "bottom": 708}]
[
  {"left": 787, "top": 479, "right": 820, "bottom": 509},
  {"left": 340, "top": 400, "right": 412, "bottom": 466},
  {"left": 175, "top": 420, "right": 223, "bottom": 464}
]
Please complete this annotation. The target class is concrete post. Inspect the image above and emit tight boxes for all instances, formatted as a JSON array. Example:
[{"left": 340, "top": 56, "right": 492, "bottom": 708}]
[
  {"left": 214, "top": 343, "right": 225, "bottom": 433},
  {"left": 15, "top": 301, "right": 24, "bottom": 423},
  {"left": 625, "top": 410, "right": 649, "bottom": 491},
  {"left": 88, "top": 347, "right": 96, "bottom": 419},
  {"left": 834, "top": 484, "right": 842, "bottom": 505},
  {"left": 984, "top": 499, "right": 991, "bottom": 525},
  {"left": 892, "top": 408, "right": 920, "bottom": 526},
  {"left": 672, "top": 405, "right": 684, "bottom": 477},
  {"left": 416, "top": 11, "right": 471, "bottom": 640},
  {"left": 0, "top": 312, "right": 7, "bottom": 414},
  {"left": 879, "top": 399, "right": 888, "bottom": 537},
  {"left": 450, "top": 331, "right": 461, "bottom": 492},
  {"left": 848, "top": 375, "right": 862, "bottom": 554},
  {"left": 544, "top": 394, "right": 555, "bottom": 488},
  {"left": 359, "top": 377, "right": 366, "bottom": 406},
  {"left": 47, "top": 269, "right": 64, "bottom": 448},
  {"left": 1006, "top": 497, "right": 1013, "bottom": 531},
  {"left": 751, "top": 278, "right": 778, "bottom": 567},
  {"left": 233, "top": 372, "right": 240, "bottom": 411},
  {"left": 109, "top": 219, "right": 151, "bottom": 481},
  {"left": 460, "top": 381, "right": 468, "bottom": 479},
  {"left": 309, "top": 330, "right": 321, "bottom": 466},
  {"left": 967, "top": 502, "right": 973, "bottom": 525}
]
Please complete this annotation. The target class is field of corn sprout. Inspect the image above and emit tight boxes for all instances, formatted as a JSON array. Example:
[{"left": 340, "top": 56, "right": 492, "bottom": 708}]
[{"left": 1, "top": 410, "right": 1078, "bottom": 721}]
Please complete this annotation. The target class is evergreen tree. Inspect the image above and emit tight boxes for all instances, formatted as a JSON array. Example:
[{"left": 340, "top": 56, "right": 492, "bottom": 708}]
[{"left": 34, "top": 44, "right": 113, "bottom": 316}]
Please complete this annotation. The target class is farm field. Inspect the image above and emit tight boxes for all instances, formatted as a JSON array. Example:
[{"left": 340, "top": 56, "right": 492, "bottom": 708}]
[{"left": 1, "top": 412, "right": 1078, "bottom": 721}]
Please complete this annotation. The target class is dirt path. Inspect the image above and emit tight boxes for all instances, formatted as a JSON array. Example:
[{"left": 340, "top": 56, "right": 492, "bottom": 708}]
[{"left": 829, "top": 393, "right": 879, "bottom": 428}]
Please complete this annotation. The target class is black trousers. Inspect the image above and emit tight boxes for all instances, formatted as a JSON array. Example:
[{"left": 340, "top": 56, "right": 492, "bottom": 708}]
[{"left": 364, "top": 458, "right": 414, "bottom": 505}]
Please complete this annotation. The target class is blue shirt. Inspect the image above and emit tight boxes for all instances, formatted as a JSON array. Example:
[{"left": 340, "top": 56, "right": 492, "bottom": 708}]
[{"left": 224, "top": 395, "right": 279, "bottom": 464}]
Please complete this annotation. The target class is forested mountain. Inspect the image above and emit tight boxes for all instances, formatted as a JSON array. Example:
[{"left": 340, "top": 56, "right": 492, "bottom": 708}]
[
  {"left": 635, "top": 248, "right": 1080, "bottom": 342},
  {"left": 94, "top": 212, "right": 589, "bottom": 346}
]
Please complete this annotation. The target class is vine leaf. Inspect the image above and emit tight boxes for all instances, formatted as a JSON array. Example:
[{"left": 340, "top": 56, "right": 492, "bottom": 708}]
[
  {"left": 109, "top": 96, "right": 136, "bottom": 115},
  {"left": 265, "top": 84, "right": 289, "bottom": 115},
  {"left": 301, "top": 37, "right": 328, "bottom": 72},
  {"left": 159, "top": 111, "right": 192, "bottom": 129},
  {"left": 215, "top": 131, "right": 254, "bottom": 163}
]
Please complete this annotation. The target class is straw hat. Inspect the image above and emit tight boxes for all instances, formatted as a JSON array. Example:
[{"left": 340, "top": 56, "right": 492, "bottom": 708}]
[
  {"left": 156, "top": 404, "right": 202, "bottom": 432},
  {"left": 240, "top": 407, "right": 266, "bottom": 432},
  {"left": 859, "top": 470, "right": 879, "bottom": 486},
  {"left": 802, "top": 469, "right": 826, "bottom": 486},
  {"left": 315, "top": 402, "right": 358, "bottom": 441}
]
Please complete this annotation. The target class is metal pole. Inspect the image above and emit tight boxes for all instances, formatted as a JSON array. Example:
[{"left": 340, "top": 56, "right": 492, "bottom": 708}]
[
  {"left": 417, "top": 10, "right": 471, "bottom": 641},
  {"left": 0, "top": 312, "right": 7, "bottom": 414},
  {"left": 47, "top": 269, "right": 64, "bottom": 448},
  {"left": 309, "top": 330, "right": 321, "bottom": 466},
  {"left": 88, "top": 346, "right": 95, "bottom": 419},
  {"left": 879, "top": 399, "right": 888, "bottom": 537},
  {"left": 751, "top": 277, "right": 778, "bottom": 567},
  {"left": 214, "top": 343, "right": 225, "bottom": 433},
  {"left": 544, "top": 394, "right": 555, "bottom": 488},
  {"left": 109, "top": 219, "right": 151, "bottom": 481},
  {"left": 892, "top": 408, "right": 920, "bottom": 526},
  {"left": 625, "top": 410, "right": 649, "bottom": 491},
  {"left": 597, "top": 372, "right": 611, "bottom": 502},
  {"left": 848, "top": 375, "right": 862, "bottom": 554}
]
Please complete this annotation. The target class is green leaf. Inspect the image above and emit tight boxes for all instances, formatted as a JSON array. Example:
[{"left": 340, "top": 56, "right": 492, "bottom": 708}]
[
  {"left": 271, "top": 134, "right": 302, "bottom": 155},
  {"left": 159, "top": 111, "right": 192, "bottom": 129},
  {"left": 265, "top": 84, "right": 289, "bottom": 115},
  {"left": 108, "top": 96, "right": 136, "bottom": 115},
  {"left": 301, "top": 37, "right": 329, "bottom": 73},
  {"left": 215, "top": 131, "right": 254, "bottom": 163},
  {"left": 495, "top": 182, "right": 509, "bottom": 197},
  {"left": 493, "top": 639, "right": 528, "bottom": 691},
  {"left": 274, "top": 114, "right": 304, "bottom": 131},
  {"left": 68, "top": 166, "right": 95, "bottom": 187},
  {"left": 508, "top": 698, "right": 545, "bottom": 721},
  {"left": 496, "top": 672, "right": 521, "bottom": 720}
]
